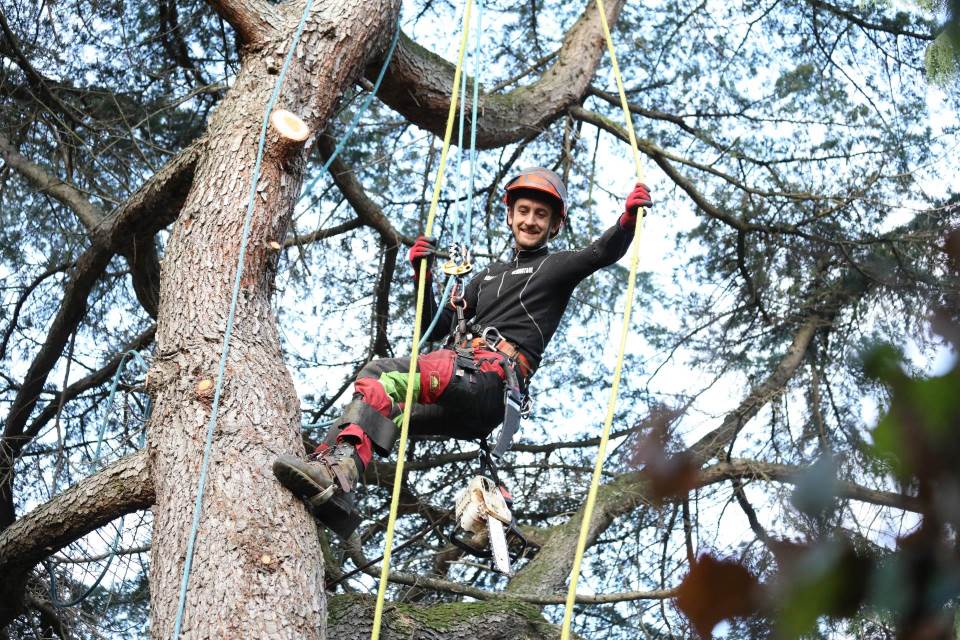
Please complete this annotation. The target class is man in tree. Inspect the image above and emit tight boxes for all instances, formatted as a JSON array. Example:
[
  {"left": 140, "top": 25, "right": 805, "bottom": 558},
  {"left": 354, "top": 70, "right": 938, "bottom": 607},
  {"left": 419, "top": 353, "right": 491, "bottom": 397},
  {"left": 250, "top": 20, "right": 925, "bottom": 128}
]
[{"left": 272, "top": 168, "right": 652, "bottom": 537}]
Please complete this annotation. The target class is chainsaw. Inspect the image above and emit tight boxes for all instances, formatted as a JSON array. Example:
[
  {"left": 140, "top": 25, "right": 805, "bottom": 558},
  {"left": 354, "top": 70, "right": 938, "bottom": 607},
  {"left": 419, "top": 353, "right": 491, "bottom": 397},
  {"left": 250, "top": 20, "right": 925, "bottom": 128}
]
[{"left": 451, "top": 475, "right": 536, "bottom": 575}]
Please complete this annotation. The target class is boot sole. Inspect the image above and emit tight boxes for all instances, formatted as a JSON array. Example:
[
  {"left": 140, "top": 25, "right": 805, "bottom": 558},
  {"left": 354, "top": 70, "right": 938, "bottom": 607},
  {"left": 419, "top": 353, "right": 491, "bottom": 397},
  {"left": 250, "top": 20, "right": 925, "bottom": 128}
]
[{"left": 272, "top": 456, "right": 330, "bottom": 501}]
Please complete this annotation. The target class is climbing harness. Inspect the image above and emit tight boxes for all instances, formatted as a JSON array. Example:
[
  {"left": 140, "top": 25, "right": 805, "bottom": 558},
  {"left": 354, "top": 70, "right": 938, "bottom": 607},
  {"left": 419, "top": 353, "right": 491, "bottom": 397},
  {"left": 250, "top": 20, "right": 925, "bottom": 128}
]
[
  {"left": 370, "top": 0, "right": 477, "bottom": 637},
  {"left": 558, "top": 0, "right": 649, "bottom": 637}
]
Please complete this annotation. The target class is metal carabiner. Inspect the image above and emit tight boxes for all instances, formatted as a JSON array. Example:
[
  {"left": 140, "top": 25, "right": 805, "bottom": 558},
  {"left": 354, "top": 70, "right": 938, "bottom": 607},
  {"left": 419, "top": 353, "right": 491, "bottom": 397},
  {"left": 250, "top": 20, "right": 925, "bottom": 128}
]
[
  {"left": 520, "top": 394, "right": 533, "bottom": 419},
  {"left": 481, "top": 326, "right": 503, "bottom": 352}
]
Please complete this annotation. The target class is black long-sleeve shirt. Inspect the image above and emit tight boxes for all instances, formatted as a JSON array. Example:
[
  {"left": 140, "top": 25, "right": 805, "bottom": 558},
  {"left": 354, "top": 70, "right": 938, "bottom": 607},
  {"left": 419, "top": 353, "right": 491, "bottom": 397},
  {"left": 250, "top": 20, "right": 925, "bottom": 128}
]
[{"left": 424, "top": 222, "right": 635, "bottom": 373}]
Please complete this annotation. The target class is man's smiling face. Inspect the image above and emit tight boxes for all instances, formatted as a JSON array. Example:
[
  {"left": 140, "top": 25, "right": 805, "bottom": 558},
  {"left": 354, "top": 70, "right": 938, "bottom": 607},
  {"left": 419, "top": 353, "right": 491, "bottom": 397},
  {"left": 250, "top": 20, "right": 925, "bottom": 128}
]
[{"left": 507, "top": 196, "right": 560, "bottom": 250}]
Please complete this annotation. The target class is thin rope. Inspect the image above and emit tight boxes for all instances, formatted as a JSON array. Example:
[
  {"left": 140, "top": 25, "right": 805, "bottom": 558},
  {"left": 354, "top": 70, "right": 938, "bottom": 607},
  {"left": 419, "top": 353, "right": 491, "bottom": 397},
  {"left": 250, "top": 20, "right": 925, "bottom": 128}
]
[
  {"left": 298, "top": 24, "right": 401, "bottom": 201},
  {"left": 169, "top": 0, "right": 317, "bottom": 635},
  {"left": 370, "top": 1, "right": 474, "bottom": 638},
  {"left": 465, "top": 1, "right": 483, "bottom": 240},
  {"left": 419, "top": 0, "right": 483, "bottom": 348},
  {"left": 451, "top": 34, "right": 469, "bottom": 241},
  {"left": 559, "top": 0, "right": 648, "bottom": 636},
  {"left": 46, "top": 348, "right": 150, "bottom": 608}
]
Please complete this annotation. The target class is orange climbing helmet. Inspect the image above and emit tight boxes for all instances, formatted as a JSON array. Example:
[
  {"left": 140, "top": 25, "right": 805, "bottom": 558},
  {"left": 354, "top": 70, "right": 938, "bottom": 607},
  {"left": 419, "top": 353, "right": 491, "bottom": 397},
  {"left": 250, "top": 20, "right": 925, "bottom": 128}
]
[{"left": 503, "top": 167, "right": 568, "bottom": 237}]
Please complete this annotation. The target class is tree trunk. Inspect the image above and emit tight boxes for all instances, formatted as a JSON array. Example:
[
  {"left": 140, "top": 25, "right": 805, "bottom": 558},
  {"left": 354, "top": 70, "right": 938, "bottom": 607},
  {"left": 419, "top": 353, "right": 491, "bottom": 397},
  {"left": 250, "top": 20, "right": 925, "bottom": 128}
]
[{"left": 146, "top": 1, "right": 399, "bottom": 637}]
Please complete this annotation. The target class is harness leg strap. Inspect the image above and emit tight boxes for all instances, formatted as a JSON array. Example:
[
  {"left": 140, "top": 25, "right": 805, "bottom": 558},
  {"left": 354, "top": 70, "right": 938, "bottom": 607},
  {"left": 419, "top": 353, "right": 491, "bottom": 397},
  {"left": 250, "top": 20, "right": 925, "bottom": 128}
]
[
  {"left": 322, "top": 425, "right": 342, "bottom": 448},
  {"left": 332, "top": 398, "right": 399, "bottom": 456},
  {"left": 493, "top": 356, "right": 523, "bottom": 460}
]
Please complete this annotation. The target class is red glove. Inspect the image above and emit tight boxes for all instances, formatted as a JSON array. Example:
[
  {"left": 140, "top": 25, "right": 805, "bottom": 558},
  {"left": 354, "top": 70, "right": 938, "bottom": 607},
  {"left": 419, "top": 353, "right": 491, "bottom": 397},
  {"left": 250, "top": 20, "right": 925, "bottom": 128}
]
[
  {"left": 619, "top": 182, "right": 652, "bottom": 229},
  {"left": 408, "top": 235, "right": 437, "bottom": 280}
]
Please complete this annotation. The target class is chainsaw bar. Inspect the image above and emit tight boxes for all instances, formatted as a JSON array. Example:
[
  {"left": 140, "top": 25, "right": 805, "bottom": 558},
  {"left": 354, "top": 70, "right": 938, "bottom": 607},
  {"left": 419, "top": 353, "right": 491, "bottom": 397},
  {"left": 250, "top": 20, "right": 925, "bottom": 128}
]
[{"left": 487, "top": 517, "right": 512, "bottom": 575}]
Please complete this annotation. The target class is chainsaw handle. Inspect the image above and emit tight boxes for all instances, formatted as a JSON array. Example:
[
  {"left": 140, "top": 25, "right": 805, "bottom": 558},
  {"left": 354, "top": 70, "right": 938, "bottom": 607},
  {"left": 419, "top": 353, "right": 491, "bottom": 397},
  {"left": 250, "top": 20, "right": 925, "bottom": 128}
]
[{"left": 448, "top": 527, "right": 492, "bottom": 558}]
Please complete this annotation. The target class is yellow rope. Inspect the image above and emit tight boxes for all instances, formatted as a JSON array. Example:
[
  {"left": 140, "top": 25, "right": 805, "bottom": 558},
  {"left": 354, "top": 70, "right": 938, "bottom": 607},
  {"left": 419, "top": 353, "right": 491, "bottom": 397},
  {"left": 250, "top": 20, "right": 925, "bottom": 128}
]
[
  {"left": 559, "top": 0, "right": 647, "bottom": 637},
  {"left": 370, "top": 2, "right": 473, "bottom": 638}
]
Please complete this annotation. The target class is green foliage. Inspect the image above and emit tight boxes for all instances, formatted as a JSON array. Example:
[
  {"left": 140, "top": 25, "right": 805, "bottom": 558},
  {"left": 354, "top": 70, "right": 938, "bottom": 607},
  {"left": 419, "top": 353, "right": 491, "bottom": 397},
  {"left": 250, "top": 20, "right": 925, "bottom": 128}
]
[
  {"left": 775, "top": 64, "right": 817, "bottom": 98},
  {"left": 926, "top": 31, "right": 960, "bottom": 85}
]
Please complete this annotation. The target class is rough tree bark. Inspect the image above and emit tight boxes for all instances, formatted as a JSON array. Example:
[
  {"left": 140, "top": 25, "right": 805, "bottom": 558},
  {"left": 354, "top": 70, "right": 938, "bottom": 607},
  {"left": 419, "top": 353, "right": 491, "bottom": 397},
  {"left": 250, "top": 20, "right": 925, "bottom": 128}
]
[
  {"left": 369, "top": 0, "right": 626, "bottom": 148},
  {"left": 144, "top": 0, "right": 399, "bottom": 637}
]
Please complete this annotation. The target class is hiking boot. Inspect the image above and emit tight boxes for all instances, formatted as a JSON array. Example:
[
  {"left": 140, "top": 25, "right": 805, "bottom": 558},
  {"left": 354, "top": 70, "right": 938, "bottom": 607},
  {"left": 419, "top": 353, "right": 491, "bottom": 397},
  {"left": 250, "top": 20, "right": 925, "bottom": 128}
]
[{"left": 273, "top": 443, "right": 361, "bottom": 505}]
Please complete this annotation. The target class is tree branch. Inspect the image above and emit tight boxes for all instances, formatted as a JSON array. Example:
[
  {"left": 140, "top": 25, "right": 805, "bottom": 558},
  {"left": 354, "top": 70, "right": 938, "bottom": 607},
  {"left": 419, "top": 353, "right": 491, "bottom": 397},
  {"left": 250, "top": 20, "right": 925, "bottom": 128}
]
[
  {"left": 1, "top": 247, "right": 113, "bottom": 461},
  {"left": 567, "top": 105, "right": 751, "bottom": 231},
  {"left": 0, "top": 450, "right": 153, "bottom": 627},
  {"left": 371, "top": 0, "right": 626, "bottom": 148},
  {"left": 23, "top": 326, "right": 156, "bottom": 447},
  {"left": 0, "top": 132, "right": 102, "bottom": 230},
  {"left": 0, "top": 261, "right": 74, "bottom": 362},
  {"left": 0, "top": 139, "right": 199, "bottom": 530},
  {"left": 700, "top": 459, "right": 925, "bottom": 513},
  {"left": 807, "top": 0, "right": 934, "bottom": 41},
  {"left": 206, "top": 0, "right": 282, "bottom": 47},
  {"left": 318, "top": 135, "right": 414, "bottom": 246},
  {"left": 326, "top": 593, "right": 557, "bottom": 639},
  {"left": 686, "top": 316, "right": 821, "bottom": 466},
  {"left": 0, "top": 133, "right": 202, "bottom": 318},
  {"left": 283, "top": 218, "right": 363, "bottom": 248}
]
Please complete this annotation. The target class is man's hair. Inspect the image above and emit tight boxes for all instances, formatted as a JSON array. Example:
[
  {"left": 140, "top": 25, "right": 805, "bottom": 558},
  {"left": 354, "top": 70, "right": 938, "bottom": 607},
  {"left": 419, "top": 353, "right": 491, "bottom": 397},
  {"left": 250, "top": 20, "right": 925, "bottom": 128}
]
[{"left": 506, "top": 187, "right": 562, "bottom": 221}]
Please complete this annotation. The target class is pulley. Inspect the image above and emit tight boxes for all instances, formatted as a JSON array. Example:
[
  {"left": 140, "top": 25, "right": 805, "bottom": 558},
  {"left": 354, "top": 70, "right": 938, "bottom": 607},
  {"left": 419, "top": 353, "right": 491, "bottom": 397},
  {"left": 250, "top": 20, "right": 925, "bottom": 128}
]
[{"left": 441, "top": 242, "right": 473, "bottom": 276}]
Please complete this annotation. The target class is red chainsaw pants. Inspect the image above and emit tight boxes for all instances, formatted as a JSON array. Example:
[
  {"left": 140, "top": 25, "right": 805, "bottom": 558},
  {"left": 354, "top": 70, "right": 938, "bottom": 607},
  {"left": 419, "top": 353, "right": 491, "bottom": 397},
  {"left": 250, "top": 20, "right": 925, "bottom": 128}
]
[{"left": 326, "top": 348, "right": 508, "bottom": 466}]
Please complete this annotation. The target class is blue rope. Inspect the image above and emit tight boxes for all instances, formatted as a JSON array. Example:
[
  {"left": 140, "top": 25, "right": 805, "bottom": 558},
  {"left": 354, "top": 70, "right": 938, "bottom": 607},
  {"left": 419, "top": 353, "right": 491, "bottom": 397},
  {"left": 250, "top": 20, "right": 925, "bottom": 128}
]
[
  {"left": 169, "top": 0, "right": 318, "bottom": 635},
  {"left": 93, "top": 350, "right": 149, "bottom": 462},
  {"left": 45, "top": 520, "right": 123, "bottom": 608},
  {"left": 296, "top": 23, "right": 400, "bottom": 434},
  {"left": 465, "top": 0, "right": 483, "bottom": 242},
  {"left": 298, "top": 24, "right": 401, "bottom": 203}
]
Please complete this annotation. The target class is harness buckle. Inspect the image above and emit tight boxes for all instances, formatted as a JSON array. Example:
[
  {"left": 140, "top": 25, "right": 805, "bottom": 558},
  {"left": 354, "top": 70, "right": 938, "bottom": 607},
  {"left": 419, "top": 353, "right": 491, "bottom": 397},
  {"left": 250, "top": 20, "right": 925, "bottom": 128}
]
[{"left": 482, "top": 326, "right": 504, "bottom": 352}]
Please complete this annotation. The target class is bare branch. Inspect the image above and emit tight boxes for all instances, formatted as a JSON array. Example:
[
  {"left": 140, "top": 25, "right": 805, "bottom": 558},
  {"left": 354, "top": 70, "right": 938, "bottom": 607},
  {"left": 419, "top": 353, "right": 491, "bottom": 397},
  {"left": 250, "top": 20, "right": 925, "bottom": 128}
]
[
  {"left": 700, "top": 459, "right": 924, "bottom": 513},
  {"left": 0, "top": 134, "right": 202, "bottom": 318},
  {"left": 318, "top": 135, "right": 414, "bottom": 246},
  {"left": 686, "top": 317, "right": 821, "bottom": 466},
  {"left": 23, "top": 326, "right": 156, "bottom": 446},
  {"left": 345, "top": 533, "right": 675, "bottom": 605},
  {"left": 206, "top": 0, "right": 282, "bottom": 47},
  {"left": 0, "top": 261, "right": 74, "bottom": 362},
  {"left": 1, "top": 247, "right": 113, "bottom": 464},
  {"left": 567, "top": 105, "right": 751, "bottom": 231},
  {"left": 0, "top": 450, "right": 153, "bottom": 627},
  {"left": 284, "top": 218, "right": 363, "bottom": 248},
  {"left": 0, "top": 10, "right": 83, "bottom": 128},
  {"left": 0, "top": 132, "right": 102, "bottom": 230},
  {"left": 807, "top": 0, "right": 935, "bottom": 40}
]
